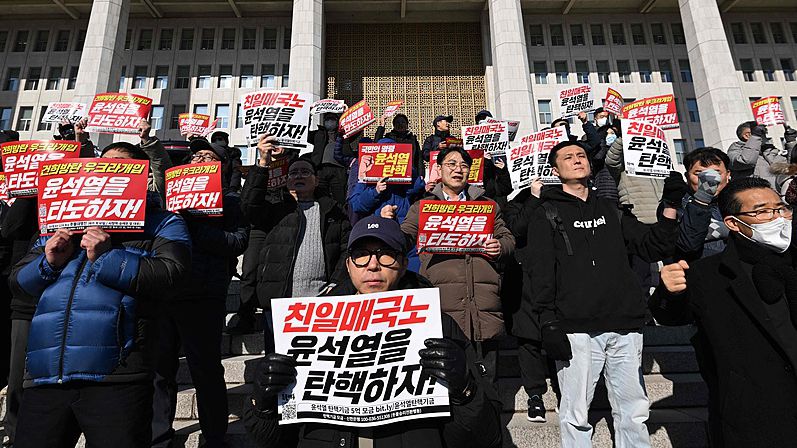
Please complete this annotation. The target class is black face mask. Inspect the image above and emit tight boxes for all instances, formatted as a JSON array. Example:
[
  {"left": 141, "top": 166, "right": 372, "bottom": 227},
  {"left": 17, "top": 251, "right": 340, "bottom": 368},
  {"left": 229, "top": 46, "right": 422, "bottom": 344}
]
[{"left": 213, "top": 138, "right": 228, "bottom": 147}]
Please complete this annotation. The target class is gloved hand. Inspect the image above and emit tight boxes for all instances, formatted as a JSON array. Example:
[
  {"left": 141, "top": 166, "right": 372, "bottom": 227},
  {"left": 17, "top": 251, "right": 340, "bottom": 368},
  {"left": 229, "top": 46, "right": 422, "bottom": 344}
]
[
  {"left": 693, "top": 169, "right": 722, "bottom": 205},
  {"left": 784, "top": 125, "right": 797, "bottom": 143},
  {"left": 751, "top": 124, "right": 768, "bottom": 138},
  {"left": 419, "top": 338, "right": 473, "bottom": 403},
  {"left": 661, "top": 171, "right": 688, "bottom": 207},
  {"left": 253, "top": 353, "right": 297, "bottom": 412},
  {"left": 541, "top": 321, "right": 572, "bottom": 361}
]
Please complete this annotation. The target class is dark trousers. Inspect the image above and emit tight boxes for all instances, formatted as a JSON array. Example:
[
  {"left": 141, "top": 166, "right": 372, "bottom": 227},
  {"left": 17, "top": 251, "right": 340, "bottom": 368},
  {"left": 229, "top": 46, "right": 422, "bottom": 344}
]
[
  {"left": 15, "top": 381, "right": 153, "bottom": 448},
  {"left": 3, "top": 319, "right": 30, "bottom": 444},
  {"left": 0, "top": 276, "right": 9, "bottom": 391},
  {"left": 517, "top": 338, "right": 553, "bottom": 398},
  {"left": 239, "top": 228, "right": 267, "bottom": 314},
  {"left": 474, "top": 340, "right": 500, "bottom": 384},
  {"left": 151, "top": 298, "right": 227, "bottom": 448}
]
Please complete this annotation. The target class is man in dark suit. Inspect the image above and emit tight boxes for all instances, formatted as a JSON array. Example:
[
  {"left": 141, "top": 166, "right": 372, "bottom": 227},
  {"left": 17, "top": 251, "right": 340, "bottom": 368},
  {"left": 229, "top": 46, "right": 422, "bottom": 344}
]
[{"left": 651, "top": 176, "right": 797, "bottom": 448}]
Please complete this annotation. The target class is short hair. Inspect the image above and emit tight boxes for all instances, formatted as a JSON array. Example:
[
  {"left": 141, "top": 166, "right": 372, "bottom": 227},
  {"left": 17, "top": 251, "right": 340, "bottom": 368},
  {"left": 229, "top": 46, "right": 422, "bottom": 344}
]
[
  {"left": 717, "top": 177, "right": 773, "bottom": 217},
  {"left": 392, "top": 113, "right": 409, "bottom": 127},
  {"left": 548, "top": 141, "right": 587, "bottom": 169},
  {"left": 290, "top": 156, "right": 317, "bottom": 174},
  {"left": 683, "top": 147, "right": 730, "bottom": 172},
  {"left": 100, "top": 142, "right": 150, "bottom": 161},
  {"left": 436, "top": 146, "right": 473, "bottom": 166}
]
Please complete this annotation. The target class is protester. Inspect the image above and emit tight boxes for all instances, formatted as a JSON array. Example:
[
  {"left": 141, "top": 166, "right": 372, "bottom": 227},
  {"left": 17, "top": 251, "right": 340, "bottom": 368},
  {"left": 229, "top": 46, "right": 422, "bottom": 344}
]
[
  {"left": 392, "top": 146, "right": 516, "bottom": 383},
  {"left": 136, "top": 118, "right": 173, "bottom": 203},
  {"left": 652, "top": 177, "right": 797, "bottom": 447},
  {"left": 242, "top": 216, "right": 503, "bottom": 448},
  {"left": 474, "top": 109, "right": 493, "bottom": 124},
  {"left": 529, "top": 141, "right": 678, "bottom": 447},
  {"left": 374, "top": 113, "right": 425, "bottom": 177},
  {"left": 422, "top": 114, "right": 453, "bottom": 161},
  {"left": 210, "top": 130, "right": 243, "bottom": 192},
  {"left": 588, "top": 123, "right": 621, "bottom": 205},
  {"left": 727, "top": 121, "right": 795, "bottom": 186},
  {"left": 8, "top": 141, "right": 191, "bottom": 448},
  {"left": 605, "top": 135, "right": 664, "bottom": 224},
  {"left": 151, "top": 139, "right": 250, "bottom": 448},
  {"left": 310, "top": 113, "right": 348, "bottom": 204}
]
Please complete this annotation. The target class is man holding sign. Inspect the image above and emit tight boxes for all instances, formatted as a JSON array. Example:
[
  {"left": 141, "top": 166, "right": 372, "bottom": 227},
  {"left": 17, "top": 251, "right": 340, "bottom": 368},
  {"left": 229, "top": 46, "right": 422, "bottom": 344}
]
[
  {"left": 243, "top": 216, "right": 502, "bottom": 448},
  {"left": 728, "top": 115, "right": 797, "bottom": 187}
]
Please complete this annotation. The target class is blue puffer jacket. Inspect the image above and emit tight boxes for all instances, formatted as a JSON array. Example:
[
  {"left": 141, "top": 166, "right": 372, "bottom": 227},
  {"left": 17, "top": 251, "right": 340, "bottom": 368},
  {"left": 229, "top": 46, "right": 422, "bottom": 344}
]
[{"left": 10, "top": 202, "right": 191, "bottom": 387}]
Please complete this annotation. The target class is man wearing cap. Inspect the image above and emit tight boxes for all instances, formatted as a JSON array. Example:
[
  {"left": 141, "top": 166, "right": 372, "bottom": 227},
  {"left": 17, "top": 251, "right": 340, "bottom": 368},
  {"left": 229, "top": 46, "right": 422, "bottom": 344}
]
[
  {"left": 391, "top": 146, "right": 516, "bottom": 383},
  {"left": 243, "top": 216, "right": 503, "bottom": 448},
  {"left": 422, "top": 115, "right": 454, "bottom": 162},
  {"left": 210, "top": 130, "right": 243, "bottom": 192}
]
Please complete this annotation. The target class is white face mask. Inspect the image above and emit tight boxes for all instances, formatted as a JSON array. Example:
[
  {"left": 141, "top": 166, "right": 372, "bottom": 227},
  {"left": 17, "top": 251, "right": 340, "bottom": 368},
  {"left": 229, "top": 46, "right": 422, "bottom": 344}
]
[
  {"left": 596, "top": 117, "right": 608, "bottom": 127},
  {"left": 734, "top": 216, "right": 793, "bottom": 253},
  {"left": 605, "top": 133, "right": 617, "bottom": 146}
]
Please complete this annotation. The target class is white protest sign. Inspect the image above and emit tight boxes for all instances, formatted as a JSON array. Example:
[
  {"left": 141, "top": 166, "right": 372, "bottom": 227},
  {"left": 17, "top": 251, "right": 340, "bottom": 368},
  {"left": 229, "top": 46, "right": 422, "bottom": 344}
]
[
  {"left": 42, "top": 102, "right": 88, "bottom": 124},
  {"left": 462, "top": 122, "right": 510, "bottom": 157},
  {"left": 311, "top": 99, "right": 348, "bottom": 115},
  {"left": 621, "top": 119, "right": 673, "bottom": 178},
  {"left": 241, "top": 90, "right": 313, "bottom": 154},
  {"left": 557, "top": 85, "right": 596, "bottom": 118},
  {"left": 508, "top": 127, "right": 569, "bottom": 188}
]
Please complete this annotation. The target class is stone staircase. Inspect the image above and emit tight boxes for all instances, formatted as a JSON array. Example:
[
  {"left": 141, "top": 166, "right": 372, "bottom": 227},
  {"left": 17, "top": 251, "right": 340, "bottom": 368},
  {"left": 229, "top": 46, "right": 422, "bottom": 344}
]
[{"left": 1, "top": 280, "right": 710, "bottom": 447}]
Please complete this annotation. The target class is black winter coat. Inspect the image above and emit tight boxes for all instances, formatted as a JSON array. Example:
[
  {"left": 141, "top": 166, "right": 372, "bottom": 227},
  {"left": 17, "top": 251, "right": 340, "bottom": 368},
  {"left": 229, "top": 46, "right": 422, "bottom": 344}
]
[
  {"left": 1, "top": 197, "right": 39, "bottom": 320},
  {"left": 242, "top": 271, "right": 504, "bottom": 448},
  {"left": 309, "top": 127, "right": 349, "bottom": 205},
  {"left": 374, "top": 127, "right": 425, "bottom": 178}
]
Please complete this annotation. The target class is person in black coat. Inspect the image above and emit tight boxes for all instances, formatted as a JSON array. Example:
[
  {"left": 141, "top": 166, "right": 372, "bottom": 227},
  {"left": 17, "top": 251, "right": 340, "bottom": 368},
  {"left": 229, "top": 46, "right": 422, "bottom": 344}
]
[
  {"left": 374, "top": 114, "right": 425, "bottom": 178},
  {"left": 421, "top": 114, "right": 453, "bottom": 162},
  {"left": 652, "top": 177, "right": 797, "bottom": 448},
  {"left": 309, "top": 113, "right": 348, "bottom": 204}
]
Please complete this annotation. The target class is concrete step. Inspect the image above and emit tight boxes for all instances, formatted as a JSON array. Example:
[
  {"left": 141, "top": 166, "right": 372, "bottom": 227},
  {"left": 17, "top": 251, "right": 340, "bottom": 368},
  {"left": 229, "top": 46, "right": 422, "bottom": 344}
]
[
  {"left": 177, "top": 355, "right": 261, "bottom": 385},
  {"left": 222, "top": 333, "right": 266, "bottom": 356}
]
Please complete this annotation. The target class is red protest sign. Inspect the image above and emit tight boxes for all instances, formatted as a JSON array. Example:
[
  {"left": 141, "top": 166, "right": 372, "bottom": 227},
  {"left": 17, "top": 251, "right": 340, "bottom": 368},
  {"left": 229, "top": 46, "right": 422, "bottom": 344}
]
[
  {"left": 445, "top": 137, "right": 463, "bottom": 146},
  {"left": 417, "top": 200, "right": 496, "bottom": 254},
  {"left": 358, "top": 143, "right": 413, "bottom": 183},
  {"left": 621, "top": 95, "right": 679, "bottom": 130},
  {"left": 86, "top": 93, "right": 153, "bottom": 135},
  {"left": 165, "top": 162, "right": 224, "bottom": 216},
  {"left": 339, "top": 100, "right": 376, "bottom": 139},
  {"left": 751, "top": 97, "right": 786, "bottom": 127},
  {"left": 37, "top": 158, "right": 149, "bottom": 234},
  {"left": 382, "top": 100, "right": 404, "bottom": 118},
  {"left": 603, "top": 88, "right": 624, "bottom": 116},
  {"left": 0, "top": 174, "right": 10, "bottom": 204},
  {"left": 1, "top": 140, "right": 81, "bottom": 198},
  {"left": 427, "top": 150, "right": 484, "bottom": 186},
  {"left": 178, "top": 113, "right": 212, "bottom": 136},
  {"left": 268, "top": 157, "right": 290, "bottom": 190}
]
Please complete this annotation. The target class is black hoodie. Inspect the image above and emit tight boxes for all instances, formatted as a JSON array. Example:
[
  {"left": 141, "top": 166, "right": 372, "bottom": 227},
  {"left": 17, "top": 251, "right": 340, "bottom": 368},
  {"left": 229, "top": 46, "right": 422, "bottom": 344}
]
[{"left": 529, "top": 187, "right": 678, "bottom": 333}]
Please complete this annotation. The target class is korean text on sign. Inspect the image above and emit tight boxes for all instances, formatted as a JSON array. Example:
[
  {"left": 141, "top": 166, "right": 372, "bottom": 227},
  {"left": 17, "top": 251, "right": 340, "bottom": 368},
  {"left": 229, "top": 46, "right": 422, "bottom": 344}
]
[
  {"left": 508, "top": 127, "right": 569, "bottom": 189},
  {"left": 272, "top": 288, "right": 449, "bottom": 427},
  {"left": 621, "top": 119, "right": 673, "bottom": 179},
  {"left": 417, "top": 200, "right": 496, "bottom": 254},
  {"left": 359, "top": 143, "right": 413, "bottom": 184},
  {"left": 621, "top": 95, "right": 679, "bottom": 130},
  {"left": 86, "top": 93, "right": 153, "bottom": 135},
  {"left": 37, "top": 158, "right": 149, "bottom": 234},
  {"left": 178, "top": 113, "right": 212, "bottom": 136},
  {"left": 603, "top": 88, "right": 624, "bottom": 116},
  {"left": 557, "top": 85, "right": 596, "bottom": 118},
  {"left": 165, "top": 162, "right": 223, "bottom": 216},
  {"left": 462, "top": 122, "right": 509, "bottom": 157},
  {"left": 241, "top": 90, "right": 313, "bottom": 154},
  {"left": 426, "top": 150, "right": 484, "bottom": 186},
  {"left": 42, "top": 102, "right": 87, "bottom": 124},
  {"left": 485, "top": 118, "right": 521, "bottom": 142},
  {"left": 268, "top": 157, "right": 291, "bottom": 190},
  {"left": 340, "top": 100, "right": 376, "bottom": 139},
  {"left": 310, "top": 99, "right": 348, "bottom": 115},
  {"left": 1, "top": 140, "right": 81, "bottom": 198},
  {"left": 382, "top": 101, "right": 404, "bottom": 118},
  {"left": 751, "top": 97, "right": 786, "bottom": 127}
]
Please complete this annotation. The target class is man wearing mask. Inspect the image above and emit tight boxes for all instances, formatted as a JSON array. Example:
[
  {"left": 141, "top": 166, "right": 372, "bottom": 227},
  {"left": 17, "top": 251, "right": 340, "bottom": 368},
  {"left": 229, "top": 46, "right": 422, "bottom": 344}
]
[
  {"left": 728, "top": 121, "right": 796, "bottom": 186},
  {"left": 422, "top": 115, "right": 454, "bottom": 162},
  {"left": 210, "top": 131, "right": 243, "bottom": 192},
  {"left": 475, "top": 109, "right": 493, "bottom": 125},
  {"left": 653, "top": 177, "right": 797, "bottom": 447},
  {"left": 310, "top": 113, "right": 348, "bottom": 204}
]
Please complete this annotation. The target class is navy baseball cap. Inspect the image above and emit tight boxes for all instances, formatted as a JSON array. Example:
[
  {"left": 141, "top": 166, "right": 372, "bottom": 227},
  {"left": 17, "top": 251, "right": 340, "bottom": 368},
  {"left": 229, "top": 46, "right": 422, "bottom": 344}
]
[
  {"left": 348, "top": 216, "right": 406, "bottom": 252},
  {"left": 433, "top": 115, "right": 454, "bottom": 126}
]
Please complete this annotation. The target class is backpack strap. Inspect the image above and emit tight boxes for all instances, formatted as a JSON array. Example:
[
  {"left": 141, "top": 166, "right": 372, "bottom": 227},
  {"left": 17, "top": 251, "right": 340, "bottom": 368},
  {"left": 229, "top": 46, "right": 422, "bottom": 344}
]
[{"left": 541, "top": 202, "right": 573, "bottom": 256}]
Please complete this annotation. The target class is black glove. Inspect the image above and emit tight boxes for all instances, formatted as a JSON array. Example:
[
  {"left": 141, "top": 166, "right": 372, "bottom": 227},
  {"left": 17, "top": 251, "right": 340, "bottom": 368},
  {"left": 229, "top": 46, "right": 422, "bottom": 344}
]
[
  {"left": 751, "top": 124, "right": 768, "bottom": 138},
  {"left": 541, "top": 321, "right": 572, "bottom": 361},
  {"left": 253, "top": 353, "right": 297, "bottom": 412},
  {"left": 661, "top": 171, "right": 688, "bottom": 207},
  {"left": 419, "top": 338, "right": 474, "bottom": 403},
  {"left": 784, "top": 125, "right": 797, "bottom": 143}
]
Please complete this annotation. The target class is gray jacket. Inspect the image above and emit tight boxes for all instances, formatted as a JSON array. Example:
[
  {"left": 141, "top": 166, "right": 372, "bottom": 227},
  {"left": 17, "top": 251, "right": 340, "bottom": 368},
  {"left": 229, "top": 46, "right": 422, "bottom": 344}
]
[{"left": 727, "top": 135, "right": 793, "bottom": 187}]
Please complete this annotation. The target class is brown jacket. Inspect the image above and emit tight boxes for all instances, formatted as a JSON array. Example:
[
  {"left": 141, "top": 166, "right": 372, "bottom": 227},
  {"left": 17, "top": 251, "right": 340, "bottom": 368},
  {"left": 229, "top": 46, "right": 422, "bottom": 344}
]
[{"left": 401, "top": 184, "right": 515, "bottom": 341}]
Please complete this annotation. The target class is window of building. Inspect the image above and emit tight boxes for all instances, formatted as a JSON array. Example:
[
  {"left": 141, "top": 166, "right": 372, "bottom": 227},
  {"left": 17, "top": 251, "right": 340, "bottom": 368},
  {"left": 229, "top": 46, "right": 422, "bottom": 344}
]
[
  {"left": 638, "top": 60, "right": 652, "bottom": 83},
  {"left": 533, "top": 61, "right": 548, "bottom": 84},
  {"left": 196, "top": 65, "right": 211, "bottom": 88},
  {"left": 771, "top": 23, "right": 786, "bottom": 43},
  {"left": 750, "top": 22, "right": 767, "bottom": 44},
  {"left": 179, "top": 28, "right": 194, "bottom": 50},
  {"left": 782, "top": 59, "right": 795, "bottom": 81},
  {"left": 617, "top": 60, "right": 631, "bottom": 83},
  {"left": 261, "top": 64, "right": 276, "bottom": 88},
  {"left": 150, "top": 105, "right": 164, "bottom": 130},
  {"left": 575, "top": 60, "right": 590, "bottom": 83},
  {"left": 570, "top": 24, "right": 585, "bottom": 46},
  {"left": 590, "top": 24, "right": 605, "bottom": 46},
  {"left": 528, "top": 25, "right": 544, "bottom": 46},
  {"left": 215, "top": 104, "right": 230, "bottom": 129},
  {"left": 671, "top": 23, "right": 686, "bottom": 45},
  {"left": 193, "top": 104, "right": 209, "bottom": 115},
  {"left": 46, "top": 67, "right": 62, "bottom": 90},
  {"left": 792, "top": 97, "right": 797, "bottom": 118},
  {"left": 200, "top": 28, "right": 215, "bottom": 50},
  {"left": 16, "top": 107, "right": 33, "bottom": 131},
  {"left": 651, "top": 23, "right": 667, "bottom": 44},
  {"left": 154, "top": 66, "right": 169, "bottom": 89},
  {"left": 658, "top": 59, "right": 673, "bottom": 82},
  {"left": 0, "top": 108, "right": 13, "bottom": 130},
  {"left": 761, "top": 58, "right": 776, "bottom": 81},
  {"left": 159, "top": 29, "right": 173, "bottom": 50},
  {"left": 0, "top": 31, "right": 8, "bottom": 52},
  {"left": 240, "top": 65, "right": 255, "bottom": 88},
  {"left": 25, "top": 67, "right": 41, "bottom": 90},
  {"left": 596, "top": 60, "right": 610, "bottom": 83},
  {"left": 242, "top": 28, "right": 256, "bottom": 50},
  {"left": 221, "top": 28, "right": 236, "bottom": 50},
  {"left": 283, "top": 27, "right": 291, "bottom": 49},
  {"left": 263, "top": 27, "right": 277, "bottom": 49},
  {"left": 537, "top": 100, "right": 552, "bottom": 125},
  {"left": 740, "top": 58, "right": 755, "bottom": 81},
  {"left": 4, "top": 67, "right": 20, "bottom": 91},
  {"left": 630, "top": 24, "right": 646, "bottom": 45},
  {"left": 138, "top": 29, "right": 152, "bottom": 50},
  {"left": 175, "top": 65, "right": 190, "bottom": 89},
  {"left": 54, "top": 30, "right": 70, "bottom": 51},
  {"left": 38, "top": 106, "right": 52, "bottom": 131},
  {"left": 673, "top": 139, "right": 686, "bottom": 164},
  {"left": 34, "top": 30, "right": 49, "bottom": 52},
  {"left": 791, "top": 23, "right": 797, "bottom": 43},
  {"left": 679, "top": 59, "right": 693, "bottom": 82},
  {"left": 731, "top": 23, "right": 747, "bottom": 44},
  {"left": 171, "top": 104, "right": 186, "bottom": 129},
  {"left": 550, "top": 24, "right": 565, "bottom": 46},
  {"left": 119, "top": 65, "right": 126, "bottom": 91},
  {"left": 67, "top": 66, "right": 78, "bottom": 90},
  {"left": 132, "top": 66, "right": 147, "bottom": 89},
  {"left": 610, "top": 23, "right": 626, "bottom": 45},
  {"left": 13, "top": 30, "right": 28, "bottom": 52},
  {"left": 236, "top": 104, "right": 244, "bottom": 128},
  {"left": 75, "top": 30, "right": 85, "bottom": 51},
  {"left": 124, "top": 29, "right": 132, "bottom": 50},
  {"left": 695, "top": 139, "right": 705, "bottom": 148},
  {"left": 555, "top": 61, "right": 568, "bottom": 84},
  {"left": 218, "top": 65, "right": 233, "bottom": 88},
  {"left": 282, "top": 64, "right": 290, "bottom": 87},
  {"left": 687, "top": 98, "right": 700, "bottom": 122}
]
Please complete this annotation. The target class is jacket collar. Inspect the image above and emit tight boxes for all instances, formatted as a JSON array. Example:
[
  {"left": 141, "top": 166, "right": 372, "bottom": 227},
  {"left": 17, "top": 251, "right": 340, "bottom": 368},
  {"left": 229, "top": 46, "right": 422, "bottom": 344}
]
[{"left": 429, "top": 182, "right": 486, "bottom": 201}]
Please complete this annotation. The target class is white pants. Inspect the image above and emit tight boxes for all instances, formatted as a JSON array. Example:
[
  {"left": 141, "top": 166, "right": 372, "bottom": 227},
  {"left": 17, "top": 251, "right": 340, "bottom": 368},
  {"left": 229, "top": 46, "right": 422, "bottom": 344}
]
[{"left": 555, "top": 332, "right": 650, "bottom": 448}]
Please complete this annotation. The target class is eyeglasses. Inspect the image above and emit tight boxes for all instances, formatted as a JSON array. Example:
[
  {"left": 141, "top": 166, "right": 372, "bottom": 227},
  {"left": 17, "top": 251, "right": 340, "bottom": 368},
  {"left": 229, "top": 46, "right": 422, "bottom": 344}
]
[
  {"left": 348, "top": 248, "right": 400, "bottom": 268},
  {"left": 288, "top": 169, "right": 314, "bottom": 178},
  {"left": 734, "top": 205, "right": 793, "bottom": 221},
  {"left": 442, "top": 161, "right": 471, "bottom": 171},
  {"left": 191, "top": 154, "right": 218, "bottom": 162}
]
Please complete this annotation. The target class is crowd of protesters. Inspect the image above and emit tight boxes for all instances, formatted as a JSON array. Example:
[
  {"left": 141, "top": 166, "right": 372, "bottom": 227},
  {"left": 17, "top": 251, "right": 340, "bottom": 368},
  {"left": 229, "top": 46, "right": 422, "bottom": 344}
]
[{"left": 1, "top": 102, "right": 797, "bottom": 448}]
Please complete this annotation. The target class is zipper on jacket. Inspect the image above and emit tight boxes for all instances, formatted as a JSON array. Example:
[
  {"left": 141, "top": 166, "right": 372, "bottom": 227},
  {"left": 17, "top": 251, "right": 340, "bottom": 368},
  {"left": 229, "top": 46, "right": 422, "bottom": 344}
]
[{"left": 58, "top": 257, "right": 88, "bottom": 383}]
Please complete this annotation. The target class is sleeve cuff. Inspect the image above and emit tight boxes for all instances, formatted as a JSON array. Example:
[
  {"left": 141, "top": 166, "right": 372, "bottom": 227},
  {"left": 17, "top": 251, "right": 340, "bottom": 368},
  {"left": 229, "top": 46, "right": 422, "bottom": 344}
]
[{"left": 39, "top": 256, "right": 63, "bottom": 281}]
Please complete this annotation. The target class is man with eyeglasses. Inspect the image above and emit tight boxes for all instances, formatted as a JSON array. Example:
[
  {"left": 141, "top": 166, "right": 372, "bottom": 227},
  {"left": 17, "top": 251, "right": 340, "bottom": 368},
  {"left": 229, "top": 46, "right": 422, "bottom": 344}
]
[
  {"left": 394, "top": 146, "right": 516, "bottom": 384},
  {"left": 242, "top": 216, "right": 503, "bottom": 448},
  {"left": 653, "top": 177, "right": 797, "bottom": 447}
]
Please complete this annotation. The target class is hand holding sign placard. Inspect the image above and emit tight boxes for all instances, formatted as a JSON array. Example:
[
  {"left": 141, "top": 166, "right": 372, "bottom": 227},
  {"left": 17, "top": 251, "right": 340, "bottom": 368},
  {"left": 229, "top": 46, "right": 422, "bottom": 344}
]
[
  {"left": 358, "top": 143, "right": 413, "bottom": 183},
  {"left": 417, "top": 200, "right": 496, "bottom": 254},
  {"left": 603, "top": 88, "right": 624, "bottom": 116},
  {"left": 340, "top": 100, "right": 376, "bottom": 139},
  {"left": 751, "top": 97, "right": 786, "bottom": 127},
  {"left": 86, "top": 93, "right": 153, "bottom": 135},
  {"left": 622, "top": 95, "right": 679, "bottom": 130},
  {"left": 241, "top": 90, "right": 313, "bottom": 154},
  {"left": 508, "top": 128, "right": 569, "bottom": 189}
]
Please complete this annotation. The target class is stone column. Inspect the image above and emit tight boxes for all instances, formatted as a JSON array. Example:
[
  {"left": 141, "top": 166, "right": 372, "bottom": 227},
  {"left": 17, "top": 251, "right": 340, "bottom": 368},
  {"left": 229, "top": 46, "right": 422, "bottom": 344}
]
[
  {"left": 679, "top": 0, "right": 751, "bottom": 150},
  {"left": 288, "top": 0, "right": 324, "bottom": 101},
  {"left": 487, "top": 0, "right": 536, "bottom": 136}
]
